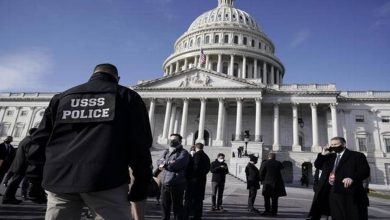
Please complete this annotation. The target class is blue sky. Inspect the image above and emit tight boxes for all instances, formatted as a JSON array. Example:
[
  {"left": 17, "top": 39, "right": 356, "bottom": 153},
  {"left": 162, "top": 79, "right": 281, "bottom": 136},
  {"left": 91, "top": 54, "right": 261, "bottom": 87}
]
[{"left": 0, "top": 0, "right": 389, "bottom": 92}]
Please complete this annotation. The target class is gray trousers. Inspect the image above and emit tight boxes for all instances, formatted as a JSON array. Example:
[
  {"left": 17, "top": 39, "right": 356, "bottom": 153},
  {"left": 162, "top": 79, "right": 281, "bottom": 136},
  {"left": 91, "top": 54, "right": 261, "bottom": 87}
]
[{"left": 45, "top": 184, "right": 131, "bottom": 220}]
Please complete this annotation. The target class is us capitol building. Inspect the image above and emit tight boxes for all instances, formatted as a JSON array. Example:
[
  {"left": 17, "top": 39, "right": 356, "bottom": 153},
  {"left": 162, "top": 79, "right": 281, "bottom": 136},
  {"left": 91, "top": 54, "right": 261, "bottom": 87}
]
[{"left": 1, "top": 0, "right": 390, "bottom": 185}]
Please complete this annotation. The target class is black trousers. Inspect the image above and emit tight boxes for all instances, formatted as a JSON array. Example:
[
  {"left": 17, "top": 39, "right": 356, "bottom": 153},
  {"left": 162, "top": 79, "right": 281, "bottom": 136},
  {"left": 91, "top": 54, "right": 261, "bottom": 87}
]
[
  {"left": 329, "top": 190, "right": 368, "bottom": 220},
  {"left": 264, "top": 195, "right": 279, "bottom": 214},
  {"left": 248, "top": 187, "right": 257, "bottom": 210},
  {"left": 161, "top": 184, "right": 186, "bottom": 220},
  {"left": 3, "top": 174, "right": 28, "bottom": 200},
  {"left": 211, "top": 181, "right": 225, "bottom": 208}
]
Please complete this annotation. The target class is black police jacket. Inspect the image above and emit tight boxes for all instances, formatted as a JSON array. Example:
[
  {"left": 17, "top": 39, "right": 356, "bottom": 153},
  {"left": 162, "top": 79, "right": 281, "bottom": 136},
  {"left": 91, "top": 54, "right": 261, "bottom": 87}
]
[{"left": 28, "top": 73, "right": 152, "bottom": 201}]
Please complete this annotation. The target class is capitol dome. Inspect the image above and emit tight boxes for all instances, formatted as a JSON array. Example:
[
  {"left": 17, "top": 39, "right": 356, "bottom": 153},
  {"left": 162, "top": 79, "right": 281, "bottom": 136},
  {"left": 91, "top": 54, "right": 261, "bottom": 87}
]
[{"left": 163, "top": 0, "right": 285, "bottom": 85}]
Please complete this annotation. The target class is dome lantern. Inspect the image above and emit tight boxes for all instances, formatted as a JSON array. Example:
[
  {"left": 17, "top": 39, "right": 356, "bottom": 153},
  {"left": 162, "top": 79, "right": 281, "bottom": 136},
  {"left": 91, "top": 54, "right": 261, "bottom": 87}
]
[{"left": 218, "top": 0, "right": 234, "bottom": 7}]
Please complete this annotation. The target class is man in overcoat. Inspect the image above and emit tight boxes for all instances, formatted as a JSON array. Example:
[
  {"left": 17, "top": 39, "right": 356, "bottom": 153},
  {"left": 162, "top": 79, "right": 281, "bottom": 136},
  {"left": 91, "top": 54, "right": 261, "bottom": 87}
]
[
  {"left": 245, "top": 155, "right": 261, "bottom": 213},
  {"left": 307, "top": 137, "right": 370, "bottom": 220},
  {"left": 0, "top": 136, "right": 16, "bottom": 186},
  {"left": 259, "top": 152, "right": 286, "bottom": 216}
]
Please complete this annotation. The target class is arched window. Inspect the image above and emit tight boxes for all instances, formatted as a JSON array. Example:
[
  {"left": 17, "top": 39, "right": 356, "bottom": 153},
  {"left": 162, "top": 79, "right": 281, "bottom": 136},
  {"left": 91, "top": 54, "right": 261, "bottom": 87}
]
[
  {"left": 205, "top": 36, "right": 210, "bottom": 44},
  {"left": 189, "top": 39, "right": 193, "bottom": 47},
  {"left": 234, "top": 35, "right": 238, "bottom": 44},
  {"left": 251, "top": 39, "right": 255, "bottom": 47},
  {"left": 214, "top": 35, "right": 219, "bottom": 44},
  {"left": 258, "top": 42, "right": 262, "bottom": 49},
  {"left": 243, "top": 37, "right": 247, "bottom": 45}
]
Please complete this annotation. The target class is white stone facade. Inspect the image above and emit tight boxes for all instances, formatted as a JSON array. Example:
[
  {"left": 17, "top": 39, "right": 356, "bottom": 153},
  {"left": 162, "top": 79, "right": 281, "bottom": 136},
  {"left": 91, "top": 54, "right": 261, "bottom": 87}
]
[{"left": 1, "top": 0, "right": 390, "bottom": 185}]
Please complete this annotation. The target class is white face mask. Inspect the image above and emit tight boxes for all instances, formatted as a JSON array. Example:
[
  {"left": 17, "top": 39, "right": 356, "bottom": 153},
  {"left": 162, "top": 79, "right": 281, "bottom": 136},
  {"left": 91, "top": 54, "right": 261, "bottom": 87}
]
[
  {"left": 218, "top": 158, "right": 224, "bottom": 163},
  {"left": 190, "top": 150, "right": 195, "bottom": 156}
]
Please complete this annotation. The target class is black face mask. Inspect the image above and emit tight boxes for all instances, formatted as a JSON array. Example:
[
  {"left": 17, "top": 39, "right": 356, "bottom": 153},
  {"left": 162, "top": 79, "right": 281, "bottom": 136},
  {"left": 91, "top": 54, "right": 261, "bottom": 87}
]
[
  {"left": 169, "top": 140, "right": 180, "bottom": 148},
  {"left": 330, "top": 145, "right": 345, "bottom": 153},
  {"left": 5, "top": 141, "right": 11, "bottom": 144}
]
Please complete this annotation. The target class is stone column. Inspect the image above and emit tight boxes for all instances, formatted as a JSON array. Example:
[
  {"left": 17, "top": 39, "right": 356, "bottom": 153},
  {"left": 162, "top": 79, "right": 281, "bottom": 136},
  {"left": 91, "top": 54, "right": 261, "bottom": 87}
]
[
  {"left": 255, "top": 98, "right": 262, "bottom": 142},
  {"left": 162, "top": 99, "right": 172, "bottom": 142},
  {"left": 242, "top": 56, "right": 247, "bottom": 79},
  {"left": 263, "top": 62, "right": 267, "bottom": 84},
  {"left": 148, "top": 98, "right": 156, "bottom": 135},
  {"left": 174, "top": 108, "right": 180, "bottom": 134},
  {"left": 276, "top": 69, "right": 280, "bottom": 85},
  {"left": 273, "top": 104, "right": 280, "bottom": 151},
  {"left": 217, "top": 54, "right": 222, "bottom": 73},
  {"left": 168, "top": 105, "right": 177, "bottom": 136},
  {"left": 215, "top": 98, "right": 224, "bottom": 146},
  {"left": 292, "top": 103, "right": 301, "bottom": 151},
  {"left": 184, "top": 58, "right": 188, "bottom": 70},
  {"left": 169, "top": 64, "right": 173, "bottom": 75},
  {"left": 229, "top": 55, "right": 234, "bottom": 76},
  {"left": 0, "top": 107, "right": 6, "bottom": 123},
  {"left": 194, "top": 56, "right": 198, "bottom": 68},
  {"left": 253, "top": 59, "right": 258, "bottom": 79},
  {"left": 311, "top": 103, "right": 320, "bottom": 151},
  {"left": 175, "top": 61, "right": 179, "bottom": 73},
  {"left": 196, "top": 98, "right": 207, "bottom": 144},
  {"left": 235, "top": 98, "right": 243, "bottom": 140},
  {"left": 330, "top": 103, "right": 338, "bottom": 137},
  {"left": 10, "top": 107, "right": 21, "bottom": 136},
  {"left": 205, "top": 55, "right": 210, "bottom": 70},
  {"left": 180, "top": 98, "right": 189, "bottom": 145},
  {"left": 270, "top": 65, "right": 275, "bottom": 85}
]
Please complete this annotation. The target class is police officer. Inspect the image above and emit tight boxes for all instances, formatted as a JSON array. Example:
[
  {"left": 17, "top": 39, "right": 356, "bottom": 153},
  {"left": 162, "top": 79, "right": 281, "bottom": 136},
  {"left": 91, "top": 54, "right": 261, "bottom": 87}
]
[{"left": 28, "top": 63, "right": 153, "bottom": 219}]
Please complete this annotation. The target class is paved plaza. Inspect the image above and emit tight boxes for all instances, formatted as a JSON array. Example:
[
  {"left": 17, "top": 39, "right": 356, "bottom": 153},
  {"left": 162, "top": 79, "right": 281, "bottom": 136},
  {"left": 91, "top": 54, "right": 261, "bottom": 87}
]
[{"left": 1, "top": 174, "right": 389, "bottom": 220}]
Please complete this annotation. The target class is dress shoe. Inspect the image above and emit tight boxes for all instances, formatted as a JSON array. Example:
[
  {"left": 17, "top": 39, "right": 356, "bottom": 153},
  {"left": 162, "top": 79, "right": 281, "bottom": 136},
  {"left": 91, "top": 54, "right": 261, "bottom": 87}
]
[{"left": 2, "top": 198, "right": 22, "bottom": 204}]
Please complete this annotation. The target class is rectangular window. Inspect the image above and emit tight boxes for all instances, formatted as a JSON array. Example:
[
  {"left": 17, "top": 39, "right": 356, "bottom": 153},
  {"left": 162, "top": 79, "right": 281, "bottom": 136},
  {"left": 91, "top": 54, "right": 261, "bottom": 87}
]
[
  {"left": 355, "top": 115, "right": 365, "bottom": 123},
  {"left": 224, "top": 35, "right": 229, "bottom": 43},
  {"left": 259, "top": 42, "right": 262, "bottom": 49},
  {"left": 21, "top": 110, "right": 28, "bottom": 116},
  {"left": 205, "top": 36, "right": 210, "bottom": 44},
  {"left": 382, "top": 116, "right": 390, "bottom": 123},
  {"left": 385, "top": 138, "right": 390, "bottom": 153},
  {"left": 243, "top": 37, "right": 247, "bottom": 45},
  {"left": 14, "top": 123, "right": 25, "bottom": 138},
  {"left": 6, "top": 110, "right": 13, "bottom": 116},
  {"left": 358, "top": 138, "right": 367, "bottom": 152},
  {"left": 0, "top": 123, "right": 10, "bottom": 137},
  {"left": 234, "top": 36, "right": 238, "bottom": 44}
]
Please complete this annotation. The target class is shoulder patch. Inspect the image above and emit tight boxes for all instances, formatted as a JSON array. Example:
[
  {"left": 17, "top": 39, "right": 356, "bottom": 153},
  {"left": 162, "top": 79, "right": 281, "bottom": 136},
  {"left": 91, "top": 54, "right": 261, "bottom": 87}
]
[{"left": 56, "top": 93, "right": 116, "bottom": 123}]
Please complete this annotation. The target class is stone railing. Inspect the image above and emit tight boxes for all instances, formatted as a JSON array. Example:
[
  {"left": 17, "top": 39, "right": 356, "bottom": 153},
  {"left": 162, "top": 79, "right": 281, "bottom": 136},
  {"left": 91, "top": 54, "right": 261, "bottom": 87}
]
[
  {"left": 340, "top": 91, "right": 390, "bottom": 98},
  {"left": 0, "top": 92, "right": 56, "bottom": 100},
  {"left": 267, "top": 84, "right": 337, "bottom": 91}
]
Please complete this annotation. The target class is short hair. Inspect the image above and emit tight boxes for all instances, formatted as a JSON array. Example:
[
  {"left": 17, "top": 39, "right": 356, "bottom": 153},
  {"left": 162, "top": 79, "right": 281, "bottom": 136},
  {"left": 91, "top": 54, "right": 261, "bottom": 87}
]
[
  {"left": 217, "top": 153, "right": 225, "bottom": 158},
  {"left": 93, "top": 63, "right": 119, "bottom": 81},
  {"left": 268, "top": 152, "right": 276, "bottom": 160},
  {"left": 195, "top": 142, "right": 204, "bottom": 150},
  {"left": 170, "top": 133, "right": 182, "bottom": 141},
  {"left": 331, "top": 136, "right": 346, "bottom": 144},
  {"left": 28, "top": 128, "right": 38, "bottom": 135},
  {"left": 249, "top": 154, "right": 258, "bottom": 162}
]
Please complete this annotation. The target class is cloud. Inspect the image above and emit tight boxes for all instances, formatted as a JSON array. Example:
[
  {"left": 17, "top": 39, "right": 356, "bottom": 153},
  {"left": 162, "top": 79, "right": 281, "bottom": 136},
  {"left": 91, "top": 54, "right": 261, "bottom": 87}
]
[
  {"left": 289, "top": 30, "right": 310, "bottom": 48},
  {"left": 373, "top": 1, "right": 390, "bottom": 28},
  {"left": 0, "top": 49, "right": 53, "bottom": 91}
]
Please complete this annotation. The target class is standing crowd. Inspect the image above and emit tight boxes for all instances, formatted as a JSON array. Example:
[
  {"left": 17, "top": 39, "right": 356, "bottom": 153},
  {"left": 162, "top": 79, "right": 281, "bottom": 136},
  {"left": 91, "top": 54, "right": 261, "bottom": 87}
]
[{"left": 0, "top": 63, "right": 370, "bottom": 220}]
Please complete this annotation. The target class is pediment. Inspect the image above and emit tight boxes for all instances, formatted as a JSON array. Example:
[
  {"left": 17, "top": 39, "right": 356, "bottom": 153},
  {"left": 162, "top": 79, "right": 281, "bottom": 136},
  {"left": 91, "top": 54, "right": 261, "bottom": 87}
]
[{"left": 135, "top": 69, "right": 259, "bottom": 89}]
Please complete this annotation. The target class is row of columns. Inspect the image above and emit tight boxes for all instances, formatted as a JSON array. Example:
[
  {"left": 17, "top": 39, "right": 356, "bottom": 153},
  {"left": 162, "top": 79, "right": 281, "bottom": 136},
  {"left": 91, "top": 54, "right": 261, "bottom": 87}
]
[
  {"left": 0, "top": 106, "right": 44, "bottom": 139},
  {"left": 149, "top": 98, "right": 338, "bottom": 150},
  {"left": 165, "top": 54, "right": 283, "bottom": 85}
]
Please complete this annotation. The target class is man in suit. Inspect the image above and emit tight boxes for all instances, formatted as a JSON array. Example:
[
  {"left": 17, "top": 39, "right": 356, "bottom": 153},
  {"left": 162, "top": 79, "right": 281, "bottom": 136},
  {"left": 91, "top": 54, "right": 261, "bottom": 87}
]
[
  {"left": 210, "top": 153, "right": 229, "bottom": 211},
  {"left": 259, "top": 152, "right": 286, "bottom": 216},
  {"left": 185, "top": 142, "right": 210, "bottom": 220},
  {"left": 307, "top": 137, "right": 370, "bottom": 220},
  {"left": 245, "top": 155, "right": 261, "bottom": 213},
  {"left": 0, "top": 136, "right": 16, "bottom": 186}
]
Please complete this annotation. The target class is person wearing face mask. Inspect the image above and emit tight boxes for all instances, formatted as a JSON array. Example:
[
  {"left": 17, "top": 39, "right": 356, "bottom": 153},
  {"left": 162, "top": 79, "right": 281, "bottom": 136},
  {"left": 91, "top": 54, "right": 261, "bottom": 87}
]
[
  {"left": 0, "top": 136, "right": 16, "bottom": 193},
  {"left": 210, "top": 153, "right": 229, "bottom": 211},
  {"left": 307, "top": 137, "right": 370, "bottom": 220},
  {"left": 157, "top": 133, "right": 190, "bottom": 220}
]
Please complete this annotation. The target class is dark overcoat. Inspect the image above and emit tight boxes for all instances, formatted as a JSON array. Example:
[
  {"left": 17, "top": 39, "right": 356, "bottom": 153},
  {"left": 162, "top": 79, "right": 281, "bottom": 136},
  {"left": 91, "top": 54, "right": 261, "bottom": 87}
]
[
  {"left": 245, "top": 162, "right": 260, "bottom": 189},
  {"left": 0, "top": 142, "right": 16, "bottom": 173},
  {"left": 259, "top": 159, "right": 287, "bottom": 197},
  {"left": 308, "top": 149, "right": 370, "bottom": 219},
  {"left": 186, "top": 150, "right": 210, "bottom": 200}
]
